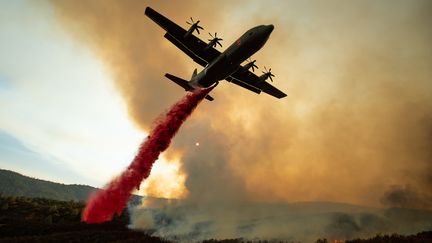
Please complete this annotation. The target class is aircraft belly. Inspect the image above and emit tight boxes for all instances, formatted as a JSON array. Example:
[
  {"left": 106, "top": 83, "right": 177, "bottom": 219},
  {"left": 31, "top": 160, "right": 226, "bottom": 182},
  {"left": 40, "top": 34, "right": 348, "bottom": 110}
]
[{"left": 197, "top": 77, "right": 218, "bottom": 87}]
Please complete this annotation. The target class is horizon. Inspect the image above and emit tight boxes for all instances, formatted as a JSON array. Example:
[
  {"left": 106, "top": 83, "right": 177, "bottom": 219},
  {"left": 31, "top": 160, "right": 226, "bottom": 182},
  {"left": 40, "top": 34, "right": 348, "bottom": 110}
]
[{"left": 0, "top": 167, "right": 386, "bottom": 208}]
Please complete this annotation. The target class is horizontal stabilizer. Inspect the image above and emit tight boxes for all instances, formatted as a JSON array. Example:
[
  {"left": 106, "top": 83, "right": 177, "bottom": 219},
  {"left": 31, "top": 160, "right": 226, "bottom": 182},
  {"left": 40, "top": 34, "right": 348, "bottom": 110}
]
[
  {"left": 165, "top": 73, "right": 193, "bottom": 91},
  {"left": 165, "top": 73, "right": 214, "bottom": 101}
]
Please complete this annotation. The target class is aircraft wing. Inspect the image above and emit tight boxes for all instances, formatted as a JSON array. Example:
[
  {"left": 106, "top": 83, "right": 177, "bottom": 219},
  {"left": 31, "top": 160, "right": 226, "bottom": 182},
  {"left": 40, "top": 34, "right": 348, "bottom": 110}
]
[
  {"left": 225, "top": 76, "right": 262, "bottom": 94},
  {"left": 227, "top": 69, "right": 287, "bottom": 98},
  {"left": 145, "top": 7, "right": 220, "bottom": 67}
]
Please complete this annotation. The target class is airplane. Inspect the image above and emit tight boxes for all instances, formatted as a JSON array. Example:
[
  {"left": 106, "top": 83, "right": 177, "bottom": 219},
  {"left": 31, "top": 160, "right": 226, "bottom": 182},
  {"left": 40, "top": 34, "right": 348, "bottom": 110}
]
[{"left": 144, "top": 7, "right": 287, "bottom": 101}]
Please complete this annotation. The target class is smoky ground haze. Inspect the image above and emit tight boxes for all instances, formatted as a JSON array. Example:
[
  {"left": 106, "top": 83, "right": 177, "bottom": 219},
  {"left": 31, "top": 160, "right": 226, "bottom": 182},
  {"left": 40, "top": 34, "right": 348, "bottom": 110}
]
[{"left": 50, "top": 0, "right": 432, "bottom": 241}]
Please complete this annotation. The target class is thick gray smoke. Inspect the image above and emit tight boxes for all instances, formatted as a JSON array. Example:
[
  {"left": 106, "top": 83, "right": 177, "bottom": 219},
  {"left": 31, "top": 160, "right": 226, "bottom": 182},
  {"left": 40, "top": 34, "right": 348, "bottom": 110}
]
[
  {"left": 129, "top": 200, "right": 432, "bottom": 241},
  {"left": 128, "top": 118, "right": 432, "bottom": 242},
  {"left": 381, "top": 185, "right": 432, "bottom": 209}
]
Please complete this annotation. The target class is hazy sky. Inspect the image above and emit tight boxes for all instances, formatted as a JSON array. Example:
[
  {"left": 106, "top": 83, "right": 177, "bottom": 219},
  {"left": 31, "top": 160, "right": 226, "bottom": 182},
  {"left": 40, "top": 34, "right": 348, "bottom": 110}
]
[
  {"left": 1, "top": 0, "right": 431, "bottom": 209},
  {"left": 0, "top": 1, "right": 184, "bottom": 195}
]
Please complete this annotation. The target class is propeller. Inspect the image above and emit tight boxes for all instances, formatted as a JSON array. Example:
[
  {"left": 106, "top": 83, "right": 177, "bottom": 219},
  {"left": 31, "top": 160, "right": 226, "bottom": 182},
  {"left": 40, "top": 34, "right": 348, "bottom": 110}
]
[
  {"left": 245, "top": 58, "right": 258, "bottom": 72},
  {"left": 208, "top": 32, "right": 223, "bottom": 48},
  {"left": 262, "top": 66, "right": 275, "bottom": 82},
  {"left": 186, "top": 17, "right": 203, "bottom": 34}
]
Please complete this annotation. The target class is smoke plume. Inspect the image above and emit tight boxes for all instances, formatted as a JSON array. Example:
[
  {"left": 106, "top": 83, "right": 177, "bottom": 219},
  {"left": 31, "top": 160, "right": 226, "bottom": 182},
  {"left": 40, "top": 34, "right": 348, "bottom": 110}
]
[
  {"left": 50, "top": 0, "right": 432, "bottom": 241},
  {"left": 82, "top": 88, "right": 212, "bottom": 223}
]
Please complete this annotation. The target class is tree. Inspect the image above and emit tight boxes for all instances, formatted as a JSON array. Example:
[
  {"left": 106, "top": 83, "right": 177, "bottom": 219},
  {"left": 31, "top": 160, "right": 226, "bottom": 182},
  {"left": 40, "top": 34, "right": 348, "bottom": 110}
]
[
  {"left": 44, "top": 215, "right": 52, "bottom": 224},
  {"left": 1, "top": 202, "right": 8, "bottom": 210}
]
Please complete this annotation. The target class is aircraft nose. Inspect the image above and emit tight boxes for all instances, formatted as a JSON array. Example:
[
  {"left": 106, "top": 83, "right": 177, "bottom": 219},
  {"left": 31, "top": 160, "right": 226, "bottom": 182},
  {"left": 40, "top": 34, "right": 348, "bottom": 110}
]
[
  {"left": 265, "top": 24, "right": 274, "bottom": 35},
  {"left": 268, "top": 24, "right": 274, "bottom": 32}
]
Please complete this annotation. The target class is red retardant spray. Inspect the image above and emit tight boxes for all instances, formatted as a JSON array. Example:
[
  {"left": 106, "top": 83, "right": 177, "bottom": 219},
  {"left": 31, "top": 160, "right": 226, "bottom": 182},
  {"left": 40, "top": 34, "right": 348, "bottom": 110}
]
[{"left": 82, "top": 87, "right": 213, "bottom": 223}]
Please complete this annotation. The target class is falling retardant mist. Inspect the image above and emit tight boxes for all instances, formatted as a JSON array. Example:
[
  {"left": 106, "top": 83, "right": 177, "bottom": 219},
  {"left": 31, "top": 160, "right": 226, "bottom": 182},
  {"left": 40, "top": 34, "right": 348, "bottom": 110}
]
[{"left": 82, "top": 87, "right": 214, "bottom": 223}]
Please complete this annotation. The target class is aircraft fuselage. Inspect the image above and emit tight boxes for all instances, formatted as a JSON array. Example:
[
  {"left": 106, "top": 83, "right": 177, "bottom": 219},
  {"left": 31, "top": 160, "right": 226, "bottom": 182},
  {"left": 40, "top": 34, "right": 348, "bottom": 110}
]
[{"left": 189, "top": 25, "right": 274, "bottom": 88}]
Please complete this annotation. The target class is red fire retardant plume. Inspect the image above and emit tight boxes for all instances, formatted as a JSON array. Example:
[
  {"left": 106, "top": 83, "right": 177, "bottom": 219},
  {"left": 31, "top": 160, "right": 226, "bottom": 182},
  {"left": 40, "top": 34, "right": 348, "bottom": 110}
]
[{"left": 82, "top": 87, "right": 213, "bottom": 223}]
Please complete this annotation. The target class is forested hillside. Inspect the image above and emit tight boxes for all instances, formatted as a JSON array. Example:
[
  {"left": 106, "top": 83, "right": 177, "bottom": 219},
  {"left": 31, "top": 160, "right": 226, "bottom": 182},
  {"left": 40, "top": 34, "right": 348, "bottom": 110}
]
[{"left": 0, "top": 169, "right": 95, "bottom": 201}]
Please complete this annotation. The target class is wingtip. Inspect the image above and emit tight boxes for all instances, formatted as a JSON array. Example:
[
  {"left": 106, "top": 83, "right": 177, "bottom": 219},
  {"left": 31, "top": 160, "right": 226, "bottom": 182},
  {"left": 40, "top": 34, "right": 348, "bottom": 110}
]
[{"left": 144, "top": 6, "right": 152, "bottom": 16}]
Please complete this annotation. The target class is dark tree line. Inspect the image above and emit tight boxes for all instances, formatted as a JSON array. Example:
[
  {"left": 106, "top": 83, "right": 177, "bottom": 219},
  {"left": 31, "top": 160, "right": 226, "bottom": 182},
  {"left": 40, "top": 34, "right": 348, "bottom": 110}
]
[
  {"left": 0, "top": 194, "right": 168, "bottom": 243},
  {"left": 346, "top": 231, "right": 432, "bottom": 243}
]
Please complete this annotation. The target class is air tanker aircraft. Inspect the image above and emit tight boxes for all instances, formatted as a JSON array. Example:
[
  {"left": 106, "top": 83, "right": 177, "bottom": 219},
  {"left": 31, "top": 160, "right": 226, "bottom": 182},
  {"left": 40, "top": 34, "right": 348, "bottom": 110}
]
[{"left": 145, "top": 7, "right": 287, "bottom": 101}]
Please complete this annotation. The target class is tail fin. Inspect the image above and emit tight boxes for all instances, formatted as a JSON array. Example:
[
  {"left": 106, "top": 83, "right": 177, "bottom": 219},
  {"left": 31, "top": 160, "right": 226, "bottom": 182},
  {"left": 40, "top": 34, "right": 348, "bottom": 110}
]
[{"left": 165, "top": 73, "right": 193, "bottom": 91}]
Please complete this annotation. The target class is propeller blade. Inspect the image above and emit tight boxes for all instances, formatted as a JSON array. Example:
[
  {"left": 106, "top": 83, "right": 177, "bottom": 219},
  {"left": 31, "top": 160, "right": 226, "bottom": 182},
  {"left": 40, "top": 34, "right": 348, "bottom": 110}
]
[
  {"left": 260, "top": 66, "right": 275, "bottom": 81},
  {"left": 246, "top": 59, "right": 258, "bottom": 72},
  {"left": 207, "top": 32, "right": 222, "bottom": 48}
]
